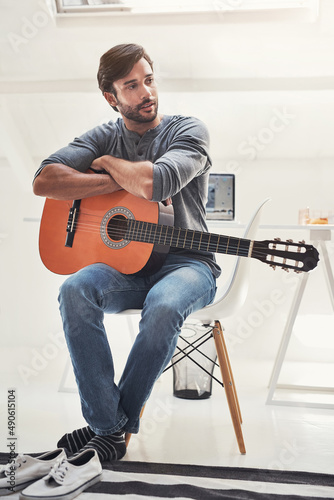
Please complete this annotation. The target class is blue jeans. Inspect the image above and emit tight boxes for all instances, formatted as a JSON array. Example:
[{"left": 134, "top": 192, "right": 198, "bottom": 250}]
[{"left": 58, "top": 254, "right": 216, "bottom": 436}]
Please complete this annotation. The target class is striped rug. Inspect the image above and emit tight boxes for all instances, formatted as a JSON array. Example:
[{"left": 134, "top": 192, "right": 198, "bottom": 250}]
[
  {"left": 88, "top": 460, "right": 334, "bottom": 499},
  {"left": 1, "top": 454, "right": 333, "bottom": 499}
]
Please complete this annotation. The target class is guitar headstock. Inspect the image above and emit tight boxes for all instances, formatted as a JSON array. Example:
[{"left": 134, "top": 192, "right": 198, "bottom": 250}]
[{"left": 251, "top": 238, "right": 319, "bottom": 273}]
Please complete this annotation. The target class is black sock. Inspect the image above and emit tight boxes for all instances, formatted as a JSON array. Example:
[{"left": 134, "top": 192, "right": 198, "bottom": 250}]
[
  {"left": 81, "top": 431, "right": 126, "bottom": 462},
  {"left": 57, "top": 426, "right": 95, "bottom": 455}
]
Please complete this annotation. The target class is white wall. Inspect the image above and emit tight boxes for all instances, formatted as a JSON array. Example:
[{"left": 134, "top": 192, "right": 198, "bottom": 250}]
[{"left": 0, "top": 0, "right": 333, "bottom": 391}]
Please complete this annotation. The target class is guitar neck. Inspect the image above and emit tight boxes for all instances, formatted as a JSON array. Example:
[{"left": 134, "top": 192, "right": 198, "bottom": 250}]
[{"left": 126, "top": 219, "right": 251, "bottom": 257}]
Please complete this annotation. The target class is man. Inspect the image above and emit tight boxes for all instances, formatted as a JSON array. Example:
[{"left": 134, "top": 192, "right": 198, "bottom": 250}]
[{"left": 33, "top": 43, "right": 220, "bottom": 462}]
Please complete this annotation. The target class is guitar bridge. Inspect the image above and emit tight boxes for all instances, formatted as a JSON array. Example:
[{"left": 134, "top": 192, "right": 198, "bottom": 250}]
[{"left": 65, "top": 199, "right": 81, "bottom": 248}]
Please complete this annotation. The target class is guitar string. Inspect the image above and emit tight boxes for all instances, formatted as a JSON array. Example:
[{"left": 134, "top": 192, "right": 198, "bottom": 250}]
[
  {"left": 67, "top": 219, "right": 306, "bottom": 264},
  {"left": 68, "top": 220, "right": 252, "bottom": 256},
  {"left": 68, "top": 216, "right": 250, "bottom": 252},
  {"left": 69, "top": 214, "right": 307, "bottom": 260},
  {"left": 72, "top": 209, "right": 307, "bottom": 251},
  {"left": 69, "top": 218, "right": 304, "bottom": 257}
]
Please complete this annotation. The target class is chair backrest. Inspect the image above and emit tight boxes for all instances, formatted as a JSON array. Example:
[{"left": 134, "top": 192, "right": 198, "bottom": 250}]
[{"left": 189, "top": 198, "right": 270, "bottom": 323}]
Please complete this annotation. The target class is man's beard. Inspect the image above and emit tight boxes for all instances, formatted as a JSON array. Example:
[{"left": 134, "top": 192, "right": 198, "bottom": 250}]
[{"left": 116, "top": 98, "right": 158, "bottom": 123}]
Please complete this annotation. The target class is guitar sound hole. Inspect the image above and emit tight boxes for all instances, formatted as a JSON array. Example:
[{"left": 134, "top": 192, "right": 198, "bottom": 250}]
[{"left": 107, "top": 215, "right": 128, "bottom": 242}]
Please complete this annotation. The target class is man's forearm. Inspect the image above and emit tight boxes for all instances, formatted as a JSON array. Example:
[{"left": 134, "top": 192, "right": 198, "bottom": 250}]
[
  {"left": 91, "top": 156, "right": 154, "bottom": 200},
  {"left": 33, "top": 163, "right": 122, "bottom": 200}
]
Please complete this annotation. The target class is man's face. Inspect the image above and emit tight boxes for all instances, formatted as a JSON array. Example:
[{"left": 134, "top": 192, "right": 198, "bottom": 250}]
[{"left": 107, "top": 58, "right": 159, "bottom": 124}]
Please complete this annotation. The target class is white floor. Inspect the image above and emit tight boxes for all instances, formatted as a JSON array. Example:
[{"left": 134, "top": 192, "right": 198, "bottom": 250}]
[{"left": 1, "top": 351, "right": 333, "bottom": 476}]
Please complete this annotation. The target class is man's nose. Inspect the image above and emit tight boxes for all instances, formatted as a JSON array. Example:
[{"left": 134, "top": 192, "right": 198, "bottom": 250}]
[{"left": 142, "top": 84, "right": 152, "bottom": 99}]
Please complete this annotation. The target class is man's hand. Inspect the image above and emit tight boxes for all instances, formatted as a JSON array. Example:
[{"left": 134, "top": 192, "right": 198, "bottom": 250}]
[{"left": 90, "top": 157, "right": 109, "bottom": 173}]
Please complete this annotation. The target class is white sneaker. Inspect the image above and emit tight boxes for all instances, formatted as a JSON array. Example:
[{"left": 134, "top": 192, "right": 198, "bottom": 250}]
[
  {"left": 0, "top": 449, "right": 67, "bottom": 496},
  {"left": 20, "top": 449, "right": 102, "bottom": 500}
]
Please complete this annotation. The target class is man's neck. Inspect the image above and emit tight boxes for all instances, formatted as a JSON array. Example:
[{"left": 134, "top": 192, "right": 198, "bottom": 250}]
[{"left": 123, "top": 114, "right": 163, "bottom": 136}]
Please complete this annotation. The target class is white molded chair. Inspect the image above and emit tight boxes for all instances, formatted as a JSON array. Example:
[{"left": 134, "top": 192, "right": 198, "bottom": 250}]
[{"left": 121, "top": 198, "right": 270, "bottom": 454}]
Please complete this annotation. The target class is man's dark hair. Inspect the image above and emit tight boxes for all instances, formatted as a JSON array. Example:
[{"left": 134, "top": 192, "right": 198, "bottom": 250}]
[{"left": 97, "top": 43, "right": 154, "bottom": 112}]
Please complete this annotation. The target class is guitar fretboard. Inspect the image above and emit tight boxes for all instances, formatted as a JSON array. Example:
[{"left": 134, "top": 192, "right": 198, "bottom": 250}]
[{"left": 126, "top": 219, "right": 251, "bottom": 257}]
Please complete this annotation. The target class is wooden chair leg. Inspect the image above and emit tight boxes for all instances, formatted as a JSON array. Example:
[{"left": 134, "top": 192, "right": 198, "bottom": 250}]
[
  {"left": 216, "top": 322, "right": 242, "bottom": 425},
  {"left": 124, "top": 404, "right": 146, "bottom": 447},
  {"left": 124, "top": 432, "right": 131, "bottom": 447},
  {"left": 213, "top": 320, "right": 246, "bottom": 454}
]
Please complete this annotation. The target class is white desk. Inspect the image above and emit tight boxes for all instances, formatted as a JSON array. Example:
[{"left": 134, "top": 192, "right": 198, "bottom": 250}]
[{"left": 265, "top": 225, "right": 334, "bottom": 409}]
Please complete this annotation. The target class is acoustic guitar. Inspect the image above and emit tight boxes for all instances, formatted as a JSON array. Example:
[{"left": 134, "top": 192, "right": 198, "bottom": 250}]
[{"left": 39, "top": 190, "right": 319, "bottom": 276}]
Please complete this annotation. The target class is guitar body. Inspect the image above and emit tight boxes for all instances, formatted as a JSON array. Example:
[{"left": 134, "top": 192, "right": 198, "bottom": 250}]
[{"left": 39, "top": 191, "right": 174, "bottom": 275}]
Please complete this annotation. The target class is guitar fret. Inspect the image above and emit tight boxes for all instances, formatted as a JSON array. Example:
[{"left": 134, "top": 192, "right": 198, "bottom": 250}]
[
  {"left": 174, "top": 229, "right": 181, "bottom": 248},
  {"left": 163, "top": 225, "right": 169, "bottom": 245},
  {"left": 248, "top": 240, "right": 254, "bottom": 257},
  {"left": 148, "top": 221, "right": 153, "bottom": 243},
  {"left": 125, "top": 219, "right": 131, "bottom": 239},
  {"left": 159, "top": 225, "right": 165, "bottom": 245},
  {"left": 185, "top": 230, "right": 198, "bottom": 250},
  {"left": 198, "top": 232, "right": 203, "bottom": 250},
  {"left": 206, "top": 234, "right": 211, "bottom": 251},
  {"left": 128, "top": 219, "right": 135, "bottom": 240},
  {"left": 139, "top": 221, "right": 144, "bottom": 241},
  {"left": 175, "top": 228, "right": 181, "bottom": 247},
  {"left": 169, "top": 226, "right": 175, "bottom": 246},
  {"left": 176, "top": 229, "right": 183, "bottom": 248},
  {"left": 190, "top": 231, "right": 200, "bottom": 250},
  {"left": 197, "top": 232, "right": 206, "bottom": 251},
  {"left": 183, "top": 229, "right": 188, "bottom": 249},
  {"left": 190, "top": 231, "right": 195, "bottom": 250},
  {"left": 157, "top": 224, "right": 162, "bottom": 244},
  {"left": 143, "top": 221, "right": 148, "bottom": 242},
  {"left": 134, "top": 220, "right": 139, "bottom": 241},
  {"left": 169, "top": 229, "right": 174, "bottom": 246},
  {"left": 215, "top": 235, "right": 220, "bottom": 253},
  {"left": 144, "top": 222, "right": 150, "bottom": 243},
  {"left": 131, "top": 220, "right": 136, "bottom": 240},
  {"left": 236, "top": 238, "right": 240, "bottom": 255},
  {"left": 152, "top": 223, "right": 158, "bottom": 243}
]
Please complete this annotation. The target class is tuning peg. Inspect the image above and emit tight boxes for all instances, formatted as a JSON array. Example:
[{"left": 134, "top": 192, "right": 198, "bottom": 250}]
[
  {"left": 294, "top": 270, "right": 302, "bottom": 274},
  {"left": 298, "top": 240, "right": 305, "bottom": 244},
  {"left": 270, "top": 264, "right": 276, "bottom": 270},
  {"left": 287, "top": 239, "right": 293, "bottom": 243},
  {"left": 282, "top": 267, "right": 289, "bottom": 272},
  {"left": 274, "top": 237, "right": 281, "bottom": 241}
]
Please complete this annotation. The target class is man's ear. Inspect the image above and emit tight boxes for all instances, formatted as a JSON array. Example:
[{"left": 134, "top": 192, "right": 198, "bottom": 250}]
[{"left": 104, "top": 92, "right": 118, "bottom": 108}]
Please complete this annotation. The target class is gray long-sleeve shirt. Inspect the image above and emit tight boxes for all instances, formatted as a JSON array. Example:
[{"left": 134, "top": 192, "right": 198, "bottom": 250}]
[{"left": 35, "top": 114, "right": 221, "bottom": 277}]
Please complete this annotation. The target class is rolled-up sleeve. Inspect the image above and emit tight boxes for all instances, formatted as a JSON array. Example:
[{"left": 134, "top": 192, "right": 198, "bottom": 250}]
[
  {"left": 33, "top": 122, "right": 116, "bottom": 181},
  {"left": 151, "top": 118, "right": 212, "bottom": 202}
]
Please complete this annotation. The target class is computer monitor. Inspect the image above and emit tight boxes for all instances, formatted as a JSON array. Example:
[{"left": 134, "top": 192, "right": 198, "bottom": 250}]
[{"left": 206, "top": 173, "right": 235, "bottom": 220}]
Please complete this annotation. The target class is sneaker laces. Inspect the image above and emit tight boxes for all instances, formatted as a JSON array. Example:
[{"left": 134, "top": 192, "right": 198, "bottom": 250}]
[
  {"left": 47, "top": 458, "right": 69, "bottom": 485},
  {"left": 0, "top": 455, "right": 27, "bottom": 476}
]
